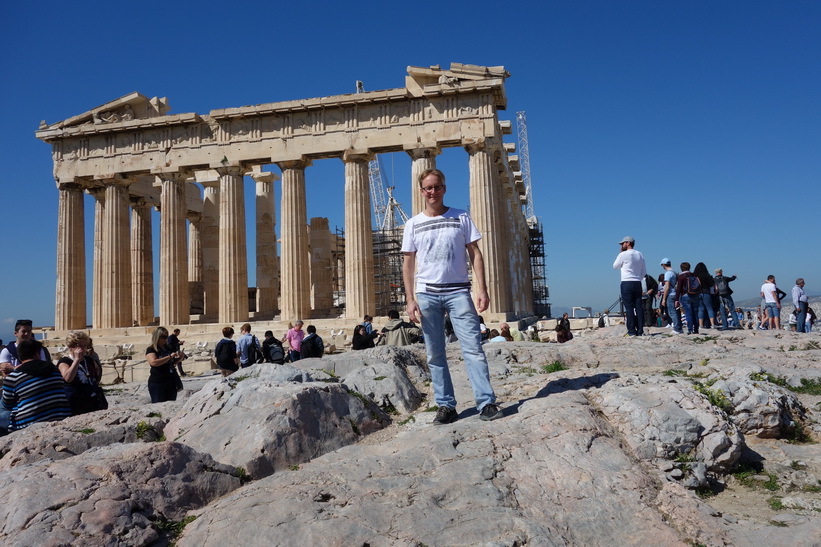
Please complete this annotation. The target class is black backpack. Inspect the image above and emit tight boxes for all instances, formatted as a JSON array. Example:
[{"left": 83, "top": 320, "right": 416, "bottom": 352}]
[
  {"left": 597, "top": 316, "right": 605, "bottom": 328},
  {"left": 268, "top": 341, "right": 285, "bottom": 364},
  {"left": 715, "top": 276, "right": 730, "bottom": 296},
  {"left": 251, "top": 336, "right": 265, "bottom": 364}
]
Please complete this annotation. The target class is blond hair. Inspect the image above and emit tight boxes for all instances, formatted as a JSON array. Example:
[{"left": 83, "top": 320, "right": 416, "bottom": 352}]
[{"left": 66, "top": 330, "right": 91, "bottom": 349}]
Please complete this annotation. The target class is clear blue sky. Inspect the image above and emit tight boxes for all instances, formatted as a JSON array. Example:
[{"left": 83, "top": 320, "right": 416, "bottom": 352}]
[{"left": 2, "top": 0, "right": 819, "bottom": 341}]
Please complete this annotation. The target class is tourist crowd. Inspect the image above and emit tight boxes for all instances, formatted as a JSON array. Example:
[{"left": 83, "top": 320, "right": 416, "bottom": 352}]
[{"left": 612, "top": 236, "right": 814, "bottom": 336}]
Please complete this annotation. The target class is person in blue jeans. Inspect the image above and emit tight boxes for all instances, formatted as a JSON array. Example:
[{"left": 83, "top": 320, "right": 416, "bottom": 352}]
[
  {"left": 659, "top": 258, "right": 682, "bottom": 334},
  {"left": 613, "top": 236, "right": 647, "bottom": 336},
  {"left": 675, "top": 262, "right": 701, "bottom": 335},
  {"left": 402, "top": 168, "right": 503, "bottom": 425},
  {"left": 693, "top": 262, "right": 716, "bottom": 329}
]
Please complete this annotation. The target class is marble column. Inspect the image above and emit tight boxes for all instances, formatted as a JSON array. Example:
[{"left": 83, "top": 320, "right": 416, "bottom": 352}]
[
  {"left": 406, "top": 147, "right": 439, "bottom": 216},
  {"left": 343, "top": 152, "right": 375, "bottom": 319},
  {"left": 309, "top": 217, "right": 334, "bottom": 315},
  {"left": 55, "top": 183, "right": 86, "bottom": 330},
  {"left": 130, "top": 199, "right": 154, "bottom": 326},
  {"left": 277, "top": 159, "right": 311, "bottom": 321},
  {"left": 158, "top": 173, "right": 190, "bottom": 326},
  {"left": 89, "top": 188, "right": 105, "bottom": 329},
  {"left": 466, "top": 141, "right": 511, "bottom": 314},
  {"left": 251, "top": 169, "right": 280, "bottom": 318},
  {"left": 100, "top": 181, "right": 133, "bottom": 328},
  {"left": 188, "top": 213, "right": 203, "bottom": 316},
  {"left": 217, "top": 166, "right": 249, "bottom": 323},
  {"left": 200, "top": 181, "right": 220, "bottom": 321}
]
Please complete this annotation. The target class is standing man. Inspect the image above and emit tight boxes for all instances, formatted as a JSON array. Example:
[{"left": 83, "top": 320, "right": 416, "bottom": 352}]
[
  {"left": 402, "top": 168, "right": 503, "bottom": 424},
  {"left": 659, "top": 259, "right": 682, "bottom": 335},
  {"left": 761, "top": 275, "right": 781, "bottom": 331},
  {"left": 714, "top": 269, "right": 739, "bottom": 330},
  {"left": 166, "top": 328, "right": 188, "bottom": 376},
  {"left": 613, "top": 237, "right": 647, "bottom": 336},
  {"left": 792, "top": 278, "right": 809, "bottom": 333}
]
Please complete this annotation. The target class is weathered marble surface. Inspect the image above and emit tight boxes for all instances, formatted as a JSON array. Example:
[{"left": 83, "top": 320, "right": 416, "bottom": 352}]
[{"left": 0, "top": 330, "right": 819, "bottom": 546}]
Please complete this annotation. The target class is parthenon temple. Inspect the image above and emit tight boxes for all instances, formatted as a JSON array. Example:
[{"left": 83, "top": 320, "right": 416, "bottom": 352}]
[{"left": 37, "top": 63, "right": 543, "bottom": 331}]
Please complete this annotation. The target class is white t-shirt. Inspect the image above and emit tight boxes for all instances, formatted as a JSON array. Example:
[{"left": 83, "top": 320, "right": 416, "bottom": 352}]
[
  {"left": 612, "top": 249, "right": 647, "bottom": 282},
  {"left": 761, "top": 282, "right": 778, "bottom": 304},
  {"left": 401, "top": 207, "right": 481, "bottom": 295}
]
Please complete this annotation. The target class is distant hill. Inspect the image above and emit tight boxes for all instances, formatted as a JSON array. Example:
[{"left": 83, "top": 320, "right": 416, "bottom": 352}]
[{"left": 735, "top": 293, "right": 821, "bottom": 311}]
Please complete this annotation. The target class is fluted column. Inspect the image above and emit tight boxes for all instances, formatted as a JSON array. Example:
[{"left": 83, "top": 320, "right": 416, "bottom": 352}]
[
  {"left": 158, "top": 173, "right": 190, "bottom": 325},
  {"left": 188, "top": 213, "right": 203, "bottom": 316},
  {"left": 89, "top": 188, "right": 105, "bottom": 329},
  {"left": 55, "top": 183, "right": 86, "bottom": 330},
  {"left": 343, "top": 152, "right": 375, "bottom": 319},
  {"left": 467, "top": 141, "right": 511, "bottom": 314},
  {"left": 277, "top": 159, "right": 312, "bottom": 321},
  {"left": 217, "top": 166, "right": 249, "bottom": 323},
  {"left": 406, "top": 146, "right": 439, "bottom": 216},
  {"left": 130, "top": 199, "right": 154, "bottom": 326},
  {"left": 201, "top": 181, "right": 220, "bottom": 320},
  {"left": 251, "top": 169, "right": 280, "bottom": 318},
  {"left": 100, "top": 181, "right": 133, "bottom": 328},
  {"left": 310, "top": 217, "right": 334, "bottom": 314}
]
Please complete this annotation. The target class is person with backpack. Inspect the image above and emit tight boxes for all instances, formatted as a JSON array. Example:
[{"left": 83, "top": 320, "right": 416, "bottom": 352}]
[
  {"left": 660, "top": 259, "right": 683, "bottom": 335},
  {"left": 215, "top": 326, "right": 239, "bottom": 376},
  {"left": 236, "top": 323, "right": 264, "bottom": 368},
  {"left": 300, "top": 325, "right": 324, "bottom": 359},
  {"left": 674, "top": 262, "right": 700, "bottom": 335},
  {"left": 713, "top": 268, "right": 739, "bottom": 330},
  {"left": 262, "top": 330, "right": 286, "bottom": 364}
]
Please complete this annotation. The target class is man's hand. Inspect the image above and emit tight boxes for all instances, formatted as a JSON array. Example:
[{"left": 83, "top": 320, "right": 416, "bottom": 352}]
[
  {"left": 476, "top": 290, "right": 489, "bottom": 313},
  {"left": 407, "top": 299, "right": 421, "bottom": 323}
]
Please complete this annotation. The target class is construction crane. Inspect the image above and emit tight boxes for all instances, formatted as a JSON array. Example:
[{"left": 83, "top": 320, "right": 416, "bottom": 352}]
[
  {"left": 356, "top": 81, "right": 409, "bottom": 230},
  {"left": 516, "top": 111, "right": 537, "bottom": 227}
]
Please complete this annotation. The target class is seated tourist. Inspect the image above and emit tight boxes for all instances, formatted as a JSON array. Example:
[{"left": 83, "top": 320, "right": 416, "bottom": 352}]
[
  {"left": 2, "top": 339, "right": 71, "bottom": 432},
  {"left": 378, "top": 310, "right": 421, "bottom": 347}
]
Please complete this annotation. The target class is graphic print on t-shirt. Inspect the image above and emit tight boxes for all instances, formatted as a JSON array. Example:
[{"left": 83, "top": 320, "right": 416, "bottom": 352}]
[{"left": 417, "top": 217, "right": 461, "bottom": 266}]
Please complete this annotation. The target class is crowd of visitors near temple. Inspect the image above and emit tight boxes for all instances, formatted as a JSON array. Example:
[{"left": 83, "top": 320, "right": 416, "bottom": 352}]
[{"left": 611, "top": 236, "right": 815, "bottom": 337}]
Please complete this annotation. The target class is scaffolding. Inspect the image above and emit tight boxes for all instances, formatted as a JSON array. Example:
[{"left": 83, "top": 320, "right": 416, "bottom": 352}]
[
  {"left": 529, "top": 221, "right": 551, "bottom": 318},
  {"left": 333, "top": 225, "right": 346, "bottom": 312},
  {"left": 373, "top": 227, "right": 406, "bottom": 316}
]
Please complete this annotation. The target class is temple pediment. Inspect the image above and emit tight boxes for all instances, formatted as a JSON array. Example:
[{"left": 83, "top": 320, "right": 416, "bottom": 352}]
[{"left": 40, "top": 92, "right": 171, "bottom": 130}]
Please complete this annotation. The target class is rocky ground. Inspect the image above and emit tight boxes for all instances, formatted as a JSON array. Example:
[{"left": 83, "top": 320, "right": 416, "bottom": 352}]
[{"left": 0, "top": 327, "right": 819, "bottom": 546}]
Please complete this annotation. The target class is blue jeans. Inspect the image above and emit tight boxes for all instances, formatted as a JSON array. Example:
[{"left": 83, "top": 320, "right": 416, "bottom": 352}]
[
  {"left": 797, "top": 301, "right": 808, "bottom": 333},
  {"left": 719, "top": 295, "right": 737, "bottom": 328},
  {"left": 698, "top": 293, "right": 716, "bottom": 326},
  {"left": 620, "top": 281, "right": 644, "bottom": 336},
  {"left": 665, "top": 297, "right": 682, "bottom": 333},
  {"left": 679, "top": 294, "right": 700, "bottom": 334},
  {"left": 416, "top": 291, "right": 496, "bottom": 411}
]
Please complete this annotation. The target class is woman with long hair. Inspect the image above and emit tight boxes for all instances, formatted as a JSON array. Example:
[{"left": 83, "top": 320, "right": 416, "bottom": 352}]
[
  {"left": 146, "top": 327, "right": 181, "bottom": 403},
  {"left": 693, "top": 262, "right": 716, "bottom": 329}
]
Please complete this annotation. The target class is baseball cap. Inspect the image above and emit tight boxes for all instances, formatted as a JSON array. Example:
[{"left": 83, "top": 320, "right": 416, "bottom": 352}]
[
  {"left": 618, "top": 236, "right": 635, "bottom": 244},
  {"left": 660, "top": 258, "right": 671, "bottom": 266}
]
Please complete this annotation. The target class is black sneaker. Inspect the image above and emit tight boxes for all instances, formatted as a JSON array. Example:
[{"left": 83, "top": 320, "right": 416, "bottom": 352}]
[
  {"left": 479, "top": 403, "right": 503, "bottom": 421},
  {"left": 433, "top": 406, "right": 458, "bottom": 425}
]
